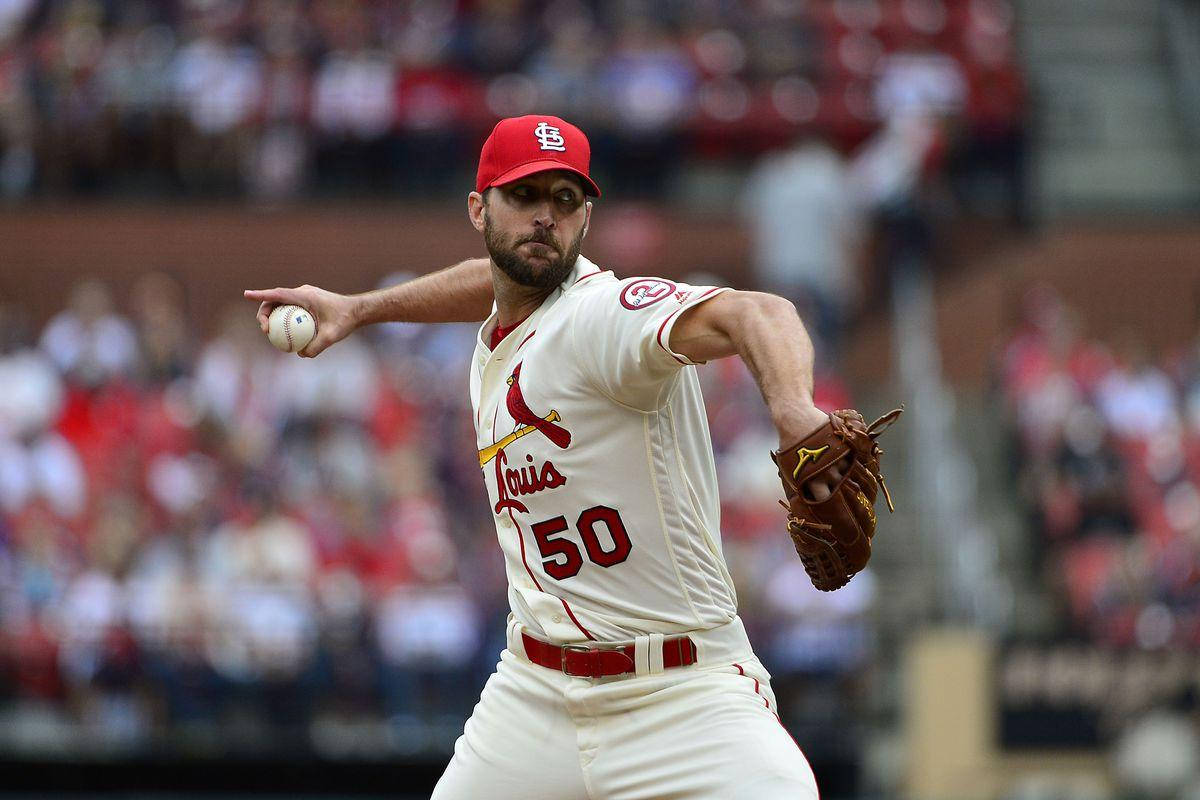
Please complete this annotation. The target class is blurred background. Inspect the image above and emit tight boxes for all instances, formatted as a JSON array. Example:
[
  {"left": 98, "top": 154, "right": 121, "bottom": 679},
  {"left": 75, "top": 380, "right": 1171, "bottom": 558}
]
[{"left": 0, "top": 0, "right": 1198, "bottom": 798}]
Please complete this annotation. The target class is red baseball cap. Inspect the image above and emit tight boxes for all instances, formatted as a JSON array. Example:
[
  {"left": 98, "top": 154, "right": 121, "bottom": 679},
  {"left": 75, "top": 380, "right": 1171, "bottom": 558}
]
[{"left": 476, "top": 115, "right": 601, "bottom": 198}]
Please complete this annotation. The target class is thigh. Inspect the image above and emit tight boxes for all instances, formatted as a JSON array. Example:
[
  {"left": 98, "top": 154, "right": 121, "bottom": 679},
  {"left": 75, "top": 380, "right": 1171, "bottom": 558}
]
[
  {"left": 431, "top": 649, "right": 591, "bottom": 800},
  {"left": 590, "top": 658, "right": 819, "bottom": 800}
]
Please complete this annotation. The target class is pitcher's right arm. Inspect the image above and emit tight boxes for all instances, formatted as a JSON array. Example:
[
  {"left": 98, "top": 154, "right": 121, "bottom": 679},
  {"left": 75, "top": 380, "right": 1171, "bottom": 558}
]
[{"left": 244, "top": 257, "right": 494, "bottom": 357}]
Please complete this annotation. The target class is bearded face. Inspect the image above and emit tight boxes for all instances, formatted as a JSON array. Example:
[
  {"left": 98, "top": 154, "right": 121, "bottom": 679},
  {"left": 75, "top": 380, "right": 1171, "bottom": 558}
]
[{"left": 483, "top": 203, "right": 585, "bottom": 290}]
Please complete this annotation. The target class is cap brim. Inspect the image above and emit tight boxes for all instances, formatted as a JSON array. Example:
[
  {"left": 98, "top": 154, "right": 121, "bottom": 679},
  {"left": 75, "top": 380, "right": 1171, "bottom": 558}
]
[{"left": 487, "top": 159, "right": 601, "bottom": 197}]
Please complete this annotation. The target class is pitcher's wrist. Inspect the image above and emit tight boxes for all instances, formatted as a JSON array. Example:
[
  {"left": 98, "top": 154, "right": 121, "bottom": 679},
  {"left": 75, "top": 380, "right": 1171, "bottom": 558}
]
[{"left": 772, "top": 402, "right": 826, "bottom": 448}]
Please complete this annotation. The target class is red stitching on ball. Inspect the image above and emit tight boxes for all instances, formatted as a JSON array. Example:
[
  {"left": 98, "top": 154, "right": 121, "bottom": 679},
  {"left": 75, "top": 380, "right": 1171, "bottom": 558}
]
[{"left": 283, "top": 306, "right": 294, "bottom": 352}]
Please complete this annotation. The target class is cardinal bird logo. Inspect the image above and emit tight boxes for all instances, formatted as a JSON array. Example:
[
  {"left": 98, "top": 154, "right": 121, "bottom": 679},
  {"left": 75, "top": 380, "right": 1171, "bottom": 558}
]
[{"left": 478, "top": 363, "right": 571, "bottom": 467}]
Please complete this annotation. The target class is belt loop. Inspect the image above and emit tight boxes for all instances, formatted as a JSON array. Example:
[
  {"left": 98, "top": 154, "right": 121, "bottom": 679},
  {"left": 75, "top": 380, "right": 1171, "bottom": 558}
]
[
  {"left": 508, "top": 617, "right": 528, "bottom": 661},
  {"left": 647, "top": 633, "right": 665, "bottom": 674},
  {"left": 633, "top": 635, "right": 651, "bottom": 676}
]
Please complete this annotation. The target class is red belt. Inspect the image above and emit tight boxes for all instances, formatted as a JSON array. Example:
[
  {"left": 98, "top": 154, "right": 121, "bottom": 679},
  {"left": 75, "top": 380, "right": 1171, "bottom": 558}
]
[{"left": 521, "top": 632, "right": 698, "bottom": 679}]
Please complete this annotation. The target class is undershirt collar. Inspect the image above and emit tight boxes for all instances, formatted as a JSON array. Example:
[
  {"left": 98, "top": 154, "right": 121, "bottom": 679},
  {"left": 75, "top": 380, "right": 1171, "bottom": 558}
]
[{"left": 489, "top": 314, "right": 530, "bottom": 350}]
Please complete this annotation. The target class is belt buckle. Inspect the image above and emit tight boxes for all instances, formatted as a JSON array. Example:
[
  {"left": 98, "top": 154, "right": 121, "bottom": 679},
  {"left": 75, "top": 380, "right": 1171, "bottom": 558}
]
[{"left": 561, "top": 643, "right": 599, "bottom": 678}]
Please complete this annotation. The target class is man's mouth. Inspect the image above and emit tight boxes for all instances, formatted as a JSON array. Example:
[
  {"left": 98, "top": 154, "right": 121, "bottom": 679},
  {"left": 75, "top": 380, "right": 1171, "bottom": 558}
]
[{"left": 521, "top": 241, "right": 557, "bottom": 258}]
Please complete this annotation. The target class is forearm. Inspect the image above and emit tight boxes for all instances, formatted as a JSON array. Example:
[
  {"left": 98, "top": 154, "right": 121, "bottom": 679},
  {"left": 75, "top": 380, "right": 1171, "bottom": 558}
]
[
  {"left": 715, "top": 293, "right": 822, "bottom": 444},
  {"left": 354, "top": 258, "right": 494, "bottom": 325}
]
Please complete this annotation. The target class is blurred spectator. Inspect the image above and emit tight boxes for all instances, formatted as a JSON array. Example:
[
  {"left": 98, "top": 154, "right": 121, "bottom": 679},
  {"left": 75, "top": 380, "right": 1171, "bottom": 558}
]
[
  {"left": 526, "top": 5, "right": 602, "bottom": 121},
  {"left": 874, "top": 45, "right": 966, "bottom": 123},
  {"left": 130, "top": 271, "right": 192, "bottom": 383},
  {"left": 0, "top": 0, "right": 36, "bottom": 197},
  {"left": 740, "top": 134, "right": 864, "bottom": 362},
  {"left": 39, "top": 279, "right": 140, "bottom": 385},
  {"left": 1095, "top": 334, "right": 1181, "bottom": 441},
  {"left": 0, "top": 431, "right": 86, "bottom": 521},
  {"left": 762, "top": 555, "right": 876, "bottom": 674},
  {"left": 310, "top": 43, "right": 396, "bottom": 193},
  {"left": 0, "top": 318, "right": 64, "bottom": 441},
  {"left": 0, "top": 305, "right": 84, "bottom": 520},
  {"left": 598, "top": 16, "right": 695, "bottom": 132},
  {"left": 1054, "top": 407, "right": 1133, "bottom": 538},
  {"left": 171, "top": 13, "right": 264, "bottom": 194},
  {"left": 957, "top": 0, "right": 1027, "bottom": 224}
]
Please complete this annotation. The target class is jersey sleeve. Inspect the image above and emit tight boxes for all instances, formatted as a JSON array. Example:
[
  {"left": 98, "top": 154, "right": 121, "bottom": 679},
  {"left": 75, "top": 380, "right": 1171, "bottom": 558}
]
[{"left": 570, "top": 277, "right": 731, "bottom": 409}]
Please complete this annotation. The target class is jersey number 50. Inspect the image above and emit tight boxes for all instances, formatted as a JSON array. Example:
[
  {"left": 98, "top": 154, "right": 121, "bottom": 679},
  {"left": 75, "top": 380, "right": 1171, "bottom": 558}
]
[{"left": 531, "top": 506, "right": 633, "bottom": 580}]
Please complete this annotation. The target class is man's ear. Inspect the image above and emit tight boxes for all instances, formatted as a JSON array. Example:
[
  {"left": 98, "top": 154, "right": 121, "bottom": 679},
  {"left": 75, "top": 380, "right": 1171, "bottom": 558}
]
[
  {"left": 582, "top": 200, "right": 593, "bottom": 238},
  {"left": 467, "top": 191, "right": 486, "bottom": 233}
]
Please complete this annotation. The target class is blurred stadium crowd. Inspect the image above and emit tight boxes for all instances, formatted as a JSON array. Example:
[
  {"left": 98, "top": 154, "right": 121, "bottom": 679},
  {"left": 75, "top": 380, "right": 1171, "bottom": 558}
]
[
  {"left": 0, "top": 276, "right": 872, "bottom": 758},
  {"left": 0, "top": 0, "right": 1023, "bottom": 202},
  {"left": 999, "top": 286, "right": 1200, "bottom": 649}
]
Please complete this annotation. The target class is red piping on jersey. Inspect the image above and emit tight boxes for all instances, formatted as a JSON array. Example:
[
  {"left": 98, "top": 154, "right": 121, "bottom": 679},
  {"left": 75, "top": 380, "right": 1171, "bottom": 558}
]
[
  {"left": 492, "top": 408, "right": 541, "bottom": 592},
  {"left": 559, "top": 598, "right": 596, "bottom": 641},
  {"left": 507, "top": 508, "right": 545, "bottom": 592},
  {"left": 516, "top": 330, "right": 537, "bottom": 351},
  {"left": 656, "top": 287, "right": 723, "bottom": 365},
  {"left": 574, "top": 270, "right": 602, "bottom": 285},
  {"left": 506, "top": 510, "right": 595, "bottom": 641}
]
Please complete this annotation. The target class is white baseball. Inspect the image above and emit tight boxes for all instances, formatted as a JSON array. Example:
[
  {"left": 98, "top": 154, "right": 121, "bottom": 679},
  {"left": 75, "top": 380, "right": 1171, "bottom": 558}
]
[{"left": 267, "top": 304, "right": 317, "bottom": 353}]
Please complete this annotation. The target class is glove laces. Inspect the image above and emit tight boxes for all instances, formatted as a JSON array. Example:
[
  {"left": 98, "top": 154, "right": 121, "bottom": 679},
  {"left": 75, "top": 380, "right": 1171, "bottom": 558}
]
[{"left": 866, "top": 406, "right": 904, "bottom": 514}]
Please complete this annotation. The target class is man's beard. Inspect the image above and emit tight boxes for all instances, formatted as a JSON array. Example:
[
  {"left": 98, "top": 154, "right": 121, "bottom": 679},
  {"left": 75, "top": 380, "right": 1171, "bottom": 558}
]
[{"left": 484, "top": 217, "right": 583, "bottom": 289}]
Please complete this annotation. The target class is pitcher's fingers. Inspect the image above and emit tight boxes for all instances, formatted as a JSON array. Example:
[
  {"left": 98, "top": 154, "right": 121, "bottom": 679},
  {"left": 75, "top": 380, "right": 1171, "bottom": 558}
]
[
  {"left": 827, "top": 454, "right": 851, "bottom": 483},
  {"left": 299, "top": 335, "right": 328, "bottom": 359},
  {"left": 243, "top": 288, "right": 293, "bottom": 302},
  {"left": 807, "top": 480, "right": 832, "bottom": 502},
  {"left": 244, "top": 287, "right": 310, "bottom": 311},
  {"left": 246, "top": 290, "right": 286, "bottom": 332},
  {"left": 256, "top": 301, "right": 273, "bottom": 332}
]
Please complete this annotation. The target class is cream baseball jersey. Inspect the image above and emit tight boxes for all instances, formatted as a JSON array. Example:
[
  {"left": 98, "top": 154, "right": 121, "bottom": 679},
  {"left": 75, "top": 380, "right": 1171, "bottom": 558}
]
[{"left": 470, "top": 256, "right": 738, "bottom": 644}]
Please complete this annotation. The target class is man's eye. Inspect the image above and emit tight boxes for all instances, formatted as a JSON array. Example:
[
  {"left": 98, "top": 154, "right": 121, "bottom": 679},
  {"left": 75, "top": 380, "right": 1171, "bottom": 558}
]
[{"left": 557, "top": 192, "right": 578, "bottom": 204}]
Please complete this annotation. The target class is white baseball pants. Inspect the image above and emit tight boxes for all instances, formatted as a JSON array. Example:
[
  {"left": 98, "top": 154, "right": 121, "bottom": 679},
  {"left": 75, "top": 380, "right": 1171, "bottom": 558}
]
[{"left": 431, "top": 617, "right": 819, "bottom": 800}]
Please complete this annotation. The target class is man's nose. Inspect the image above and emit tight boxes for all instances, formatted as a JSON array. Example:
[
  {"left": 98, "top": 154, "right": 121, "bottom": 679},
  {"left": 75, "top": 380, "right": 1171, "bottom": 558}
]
[{"left": 532, "top": 202, "right": 556, "bottom": 229}]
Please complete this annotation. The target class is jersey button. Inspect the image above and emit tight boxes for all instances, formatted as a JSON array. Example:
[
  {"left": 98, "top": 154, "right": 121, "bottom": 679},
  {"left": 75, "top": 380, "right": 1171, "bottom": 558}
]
[
  {"left": 498, "top": 517, "right": 512, "bottom": 528},
  {"left": 552, "top": 614, "right": 563, "bottom": 623}
]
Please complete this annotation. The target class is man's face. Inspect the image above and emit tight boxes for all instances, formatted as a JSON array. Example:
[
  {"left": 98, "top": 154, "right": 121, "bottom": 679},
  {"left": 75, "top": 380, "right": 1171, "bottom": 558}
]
[{"left": 471, "top": 170, "right": 591, "bottom": 289}]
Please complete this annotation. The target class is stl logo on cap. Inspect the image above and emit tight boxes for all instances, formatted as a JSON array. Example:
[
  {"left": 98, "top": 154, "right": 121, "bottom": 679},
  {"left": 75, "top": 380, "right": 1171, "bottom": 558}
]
[{"left": 534, "top": 122, "right": 566, "bottom": 152}]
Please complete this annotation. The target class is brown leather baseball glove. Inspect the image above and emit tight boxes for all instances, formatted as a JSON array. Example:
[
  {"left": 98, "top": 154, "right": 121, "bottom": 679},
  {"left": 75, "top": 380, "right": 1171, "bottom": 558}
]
[{"left": 771, "top": 407, "right": 903, "bottom": 591}]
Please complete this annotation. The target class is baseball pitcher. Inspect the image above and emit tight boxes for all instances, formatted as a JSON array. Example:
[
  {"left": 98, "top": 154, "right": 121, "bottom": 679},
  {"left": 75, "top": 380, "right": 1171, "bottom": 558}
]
[{"left": 246, "top": 115, "right": 900, "bottom": 799}]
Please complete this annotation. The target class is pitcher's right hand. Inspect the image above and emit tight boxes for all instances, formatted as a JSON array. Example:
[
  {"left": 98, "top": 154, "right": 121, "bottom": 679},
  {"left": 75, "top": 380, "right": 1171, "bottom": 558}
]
[{"left": 244, "top": 284, "right": 359, "bottom": 357}]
